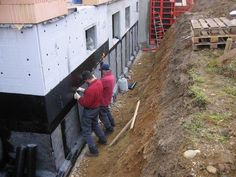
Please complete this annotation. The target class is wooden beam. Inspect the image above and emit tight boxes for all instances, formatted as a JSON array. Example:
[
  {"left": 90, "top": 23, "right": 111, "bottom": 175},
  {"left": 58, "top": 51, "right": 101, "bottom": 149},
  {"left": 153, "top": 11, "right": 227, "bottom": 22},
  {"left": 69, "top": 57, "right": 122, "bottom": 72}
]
[
  {"left": 224, "top": 38, "right": 233, "bottom": 54},
  {"left": 109, "top": 118, "right": 132, "bottom": 146},
  {"left": 109, "top": 100, "right": 141, "bottom": 146},
  {"left": 130, "top": 100, "right": 140, "bottom": 130}
]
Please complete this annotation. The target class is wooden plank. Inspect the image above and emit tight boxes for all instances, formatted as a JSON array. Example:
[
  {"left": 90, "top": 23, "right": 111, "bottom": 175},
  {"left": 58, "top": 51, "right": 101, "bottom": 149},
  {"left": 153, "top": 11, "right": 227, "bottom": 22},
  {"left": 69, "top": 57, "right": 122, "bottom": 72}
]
[
  {"left": 192, "top": 37, "right": 199, "bottom": 44},
  {"left": 130, "top": 100, "right": 140, "bottom": 130},
  {"left": 224, "top": 38, "right": 233, "bottom": 54},
  {"left": 191, "top": 27, "right": 200, "bottom": 37},
  {"left": 210, "top": 43, "right": 218, "bottom": 49},
  {"left": 214, "top": 18, "right": 227, "bottom": 28},
  {"left": 191, "top": 19, "right": 201, "bottom": 29},
  {"left": 109, "top": 118, "right": 132, "bottom": 146},
  {"left": 201, "top": 31, "right": 208, "bottom": 36},
  {"left": 219, "top": 29, "right": 227, "bottom": 35},
  {"left": 205, "top": 18, "right": 219, "bottom": 28},
  {"left": 194, "top": 41, "right": 226, "bottom": 46},
  {"left": 83, "top": 0, "right": 109, "bottom": 5},
  {"left": 0, "top": 1, "right": 68, "bottom": 24},
  {"left": 210, "top": 36, "right": 219, "bottom": 43},
  {"left": 221, "top": 17, "right": 236, "bottom": 34},
  {"left": 230, "top": 35, "right": 236, "bottom": 41},
  {"left": 220, "top": 17, "right": 233, "bottom": 27},
  {"left": 199, "top": 19, "right": 209, "bottom": 29}
]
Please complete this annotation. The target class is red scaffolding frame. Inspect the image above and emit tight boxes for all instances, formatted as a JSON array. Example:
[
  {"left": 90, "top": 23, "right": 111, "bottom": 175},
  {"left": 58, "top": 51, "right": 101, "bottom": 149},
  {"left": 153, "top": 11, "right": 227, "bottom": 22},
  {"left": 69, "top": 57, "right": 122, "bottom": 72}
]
[{"left": 149, "top": 0, "right": 176, "bottom": 45}]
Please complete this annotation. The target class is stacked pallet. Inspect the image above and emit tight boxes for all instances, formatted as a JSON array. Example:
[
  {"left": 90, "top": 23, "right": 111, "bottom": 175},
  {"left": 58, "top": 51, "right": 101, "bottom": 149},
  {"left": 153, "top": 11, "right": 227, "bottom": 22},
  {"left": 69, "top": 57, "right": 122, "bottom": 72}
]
[
  {"left": 191, "top": 17, "right": 236, "bottom": 50},
  {"left": 0, "top": 0, "right": 68, "bottom": 24}
]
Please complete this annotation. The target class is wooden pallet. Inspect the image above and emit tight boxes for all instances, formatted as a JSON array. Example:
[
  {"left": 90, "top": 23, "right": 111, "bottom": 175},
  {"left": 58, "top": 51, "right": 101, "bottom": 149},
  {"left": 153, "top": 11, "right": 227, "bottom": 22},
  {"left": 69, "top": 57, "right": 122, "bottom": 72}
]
[
  {"left": 192, "top": 41, "right": 226, "bottom": 50},
  {"left": 191, "top": 17, "right": 236, "bottom": 50},
  {"left": 191, "top": 17, "right": 236, "bottom": 36},
  {"left": 192, "top": 34, "right": 236, "bottom": 44}
]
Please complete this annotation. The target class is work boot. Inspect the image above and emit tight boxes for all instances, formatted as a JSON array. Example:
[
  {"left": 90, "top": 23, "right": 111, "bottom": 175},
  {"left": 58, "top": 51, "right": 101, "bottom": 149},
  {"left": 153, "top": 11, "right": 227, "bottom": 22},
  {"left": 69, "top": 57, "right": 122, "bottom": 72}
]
[
  {"left": 104, "top": 127, "right": 114, "bottom": 136},
  {"left": 85, "top": 151, "right": 99, "bottom": 157},
  {"left": 86, "top": 146, "right": 99, "bottom": 157},
  {"left": 97, "top": 138, "right": 107, "bottom": 145},
  {"left": 111, "top": 122, "right": 115, "bottom": 127}
]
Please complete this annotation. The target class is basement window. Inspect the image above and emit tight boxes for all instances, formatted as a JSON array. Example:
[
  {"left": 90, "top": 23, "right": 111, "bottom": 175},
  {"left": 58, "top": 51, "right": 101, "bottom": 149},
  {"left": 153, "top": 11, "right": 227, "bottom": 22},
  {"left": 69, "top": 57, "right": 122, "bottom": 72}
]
[
  {"left": 86, "top": 26, "right": 97, "bottom": 50},
  {"left": 125, "top": 7, "right": 130, "bottom": 29},
  {"left": 175, "top": 0, "right": 187, "bottom": 6},
  {"left": 112, "top": 12, "right": 120, "bottom": 39}
]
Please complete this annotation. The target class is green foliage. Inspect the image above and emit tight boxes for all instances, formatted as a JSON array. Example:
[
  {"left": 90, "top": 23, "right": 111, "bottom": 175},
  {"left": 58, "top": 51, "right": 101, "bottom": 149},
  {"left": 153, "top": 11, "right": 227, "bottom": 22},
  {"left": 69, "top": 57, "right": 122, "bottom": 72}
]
[
  {"left": 195, "top": 112, "right": 232, "bottom": 123},
  {"left": 183, "top": 120, "right": 203, "bottom": 132},
  {"left": 223, "top": 87, "right": 236, "bottom": 96},
  {"left": 206, "top": 59, "right": 220, "bottom": 73},
  {"left": 188, "top": 68, "right": 205, "bottom": 83},
  {"left": 208, "top": 112, "right": 231, "bottom": 122},
  {"left": 205, "top": 132, "right": 229, "bottom": 143},
  {"left": 189, "top": 85, "right": 208, "bottom": 106},
  {"left": 220, "top": 59, "right": 236, "bottom": 77}
]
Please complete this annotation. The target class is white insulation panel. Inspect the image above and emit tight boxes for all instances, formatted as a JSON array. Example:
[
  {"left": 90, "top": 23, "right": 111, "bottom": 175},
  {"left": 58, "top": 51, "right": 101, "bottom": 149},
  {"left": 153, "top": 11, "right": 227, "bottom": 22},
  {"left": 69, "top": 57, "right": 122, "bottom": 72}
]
[
  {"left": 0, "top": 0, "right": 138, "bottom": 96},
  {"left": 0, "top": 26, "right": 45, "bottom": 95}
]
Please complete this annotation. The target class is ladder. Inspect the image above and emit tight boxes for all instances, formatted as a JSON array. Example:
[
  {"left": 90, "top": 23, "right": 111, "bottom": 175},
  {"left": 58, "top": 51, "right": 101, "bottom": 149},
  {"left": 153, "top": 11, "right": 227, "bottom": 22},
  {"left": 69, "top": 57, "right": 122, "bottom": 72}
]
[
  {"left": 149, "top": 0, "right": 175, "bottom": 46},
  {"left": 153, "top": 13, "right": 165, "bottom": 46}
]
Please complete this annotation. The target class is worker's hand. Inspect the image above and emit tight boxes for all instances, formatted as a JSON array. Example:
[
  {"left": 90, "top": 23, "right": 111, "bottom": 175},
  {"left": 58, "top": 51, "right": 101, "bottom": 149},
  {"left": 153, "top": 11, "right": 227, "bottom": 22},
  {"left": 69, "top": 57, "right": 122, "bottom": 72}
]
[
  {"left": 92, "top": 74, "right": 97, "bottom": 79},
  {"left": 74, "top": 92, "right": 81, "bottom": 100},
  {"left": 101, "top": 53, "right": 106, "bottom": 59},
  {"left": 77, "top": 87, "right": 85, "bottom": 92}
]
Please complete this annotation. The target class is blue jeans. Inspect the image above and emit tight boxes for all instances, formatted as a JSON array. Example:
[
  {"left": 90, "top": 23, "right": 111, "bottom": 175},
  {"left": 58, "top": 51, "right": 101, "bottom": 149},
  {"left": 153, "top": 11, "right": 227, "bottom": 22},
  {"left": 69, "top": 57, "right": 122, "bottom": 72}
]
[
  {"left": 81, "top": 108, "right": 106, "bottom": 150},
  {"left": 99, "top": 106, "right": 115, "bottom": 130}
]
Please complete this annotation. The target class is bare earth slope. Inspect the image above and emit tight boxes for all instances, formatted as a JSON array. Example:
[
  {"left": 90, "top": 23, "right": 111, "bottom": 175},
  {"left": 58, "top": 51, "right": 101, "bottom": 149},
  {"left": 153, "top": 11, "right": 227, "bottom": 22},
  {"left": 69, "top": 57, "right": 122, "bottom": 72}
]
[{"left": 70, "top": 1, "right": 236, "bottom": 177}]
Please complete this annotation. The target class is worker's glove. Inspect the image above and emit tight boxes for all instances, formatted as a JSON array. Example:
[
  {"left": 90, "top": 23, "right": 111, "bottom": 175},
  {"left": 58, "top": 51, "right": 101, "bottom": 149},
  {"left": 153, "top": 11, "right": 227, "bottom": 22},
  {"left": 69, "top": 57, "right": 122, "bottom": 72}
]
[
  {"left": 74, "top": 92, "right": 81, "bottom": 100},
  {"left": 77, "top": 87, "right": 85, "bottom": 92}
]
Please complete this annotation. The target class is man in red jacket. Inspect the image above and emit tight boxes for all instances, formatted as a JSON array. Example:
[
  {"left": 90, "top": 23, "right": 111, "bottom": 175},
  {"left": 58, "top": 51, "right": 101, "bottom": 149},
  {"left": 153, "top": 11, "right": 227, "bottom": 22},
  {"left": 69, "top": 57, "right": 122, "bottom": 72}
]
[
  {"left": 99, "top": 64, "right": 116, "bottom": 135},
  {"left": 74, "top": 70, "right": 107, "bottom": 157}
]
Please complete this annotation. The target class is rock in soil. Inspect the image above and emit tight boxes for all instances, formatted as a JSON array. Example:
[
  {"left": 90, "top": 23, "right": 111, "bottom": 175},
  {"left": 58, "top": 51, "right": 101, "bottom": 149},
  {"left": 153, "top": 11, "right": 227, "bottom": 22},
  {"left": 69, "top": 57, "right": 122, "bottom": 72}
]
[{"left": 206, "top": 165, "right": 217, "bottom": 174}]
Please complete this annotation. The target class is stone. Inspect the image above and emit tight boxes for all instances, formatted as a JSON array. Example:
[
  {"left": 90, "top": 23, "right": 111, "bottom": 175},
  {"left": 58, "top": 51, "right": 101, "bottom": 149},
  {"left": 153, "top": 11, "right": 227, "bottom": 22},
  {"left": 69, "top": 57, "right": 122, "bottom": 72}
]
[
  {"left": 218, "top": 163, "right": 225, "bottom": 172},
  {"left": 219, "top": 128, "right": 230, "bottom": 137},
  {"left": 206, "top": 165, "right": 217, "bottom": 174},
  {"left": 183, "top": 150, "right": 200, "bottom": 159}
]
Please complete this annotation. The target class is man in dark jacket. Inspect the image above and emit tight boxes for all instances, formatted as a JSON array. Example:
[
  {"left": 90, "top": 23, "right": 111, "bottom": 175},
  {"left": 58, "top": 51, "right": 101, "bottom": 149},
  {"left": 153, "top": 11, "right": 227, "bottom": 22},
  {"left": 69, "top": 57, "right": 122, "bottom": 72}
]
[
  {"left": 74, "top": 70, "right": 107, "bottom": 157},
  {"left": 99, "top": 64, "right": 116, "bottom": 135}
]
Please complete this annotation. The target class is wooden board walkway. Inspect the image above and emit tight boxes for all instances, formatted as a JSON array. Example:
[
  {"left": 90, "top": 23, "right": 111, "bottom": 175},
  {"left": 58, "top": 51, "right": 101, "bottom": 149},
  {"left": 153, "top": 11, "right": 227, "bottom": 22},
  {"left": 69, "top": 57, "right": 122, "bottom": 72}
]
[{"left": 191, "top": 17, "right": 236, "bottom": 50}]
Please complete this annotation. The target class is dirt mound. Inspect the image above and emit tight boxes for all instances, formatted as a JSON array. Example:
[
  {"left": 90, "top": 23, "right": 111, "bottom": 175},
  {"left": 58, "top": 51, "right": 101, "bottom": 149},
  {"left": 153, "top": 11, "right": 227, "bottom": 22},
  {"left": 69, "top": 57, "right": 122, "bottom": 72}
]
[{"left": 70, "top": 1, "right": 236, "bottom": 177}]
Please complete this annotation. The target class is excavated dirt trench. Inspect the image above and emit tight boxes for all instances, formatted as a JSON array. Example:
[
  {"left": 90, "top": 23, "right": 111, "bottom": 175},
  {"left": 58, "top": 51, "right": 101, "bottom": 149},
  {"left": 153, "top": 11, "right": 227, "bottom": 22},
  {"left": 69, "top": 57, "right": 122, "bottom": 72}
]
[{"left": 70, "top": 1, "right": 236, "bottom": 177}]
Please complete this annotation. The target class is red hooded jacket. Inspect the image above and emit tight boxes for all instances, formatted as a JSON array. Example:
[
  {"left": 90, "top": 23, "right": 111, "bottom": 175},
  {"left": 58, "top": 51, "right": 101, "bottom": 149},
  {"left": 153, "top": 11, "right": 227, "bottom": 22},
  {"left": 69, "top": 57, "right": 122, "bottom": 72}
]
[{"left": 101, "top": 71, "right": 115, "bottom": 106}]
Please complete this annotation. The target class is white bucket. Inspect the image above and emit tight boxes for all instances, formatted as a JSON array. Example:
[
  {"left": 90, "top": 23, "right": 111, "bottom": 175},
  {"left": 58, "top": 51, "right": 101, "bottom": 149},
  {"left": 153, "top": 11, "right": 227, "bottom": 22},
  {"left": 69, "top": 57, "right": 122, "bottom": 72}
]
[{"left": 118, "top": 77, "right": 128, "bottom": 92}]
